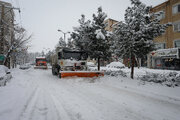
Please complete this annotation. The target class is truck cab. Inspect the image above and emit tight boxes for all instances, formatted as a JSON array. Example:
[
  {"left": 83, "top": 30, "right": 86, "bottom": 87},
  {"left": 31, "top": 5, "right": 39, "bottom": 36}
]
[{"left": 52, "top": 48, "right": 88, "bottom": 75}]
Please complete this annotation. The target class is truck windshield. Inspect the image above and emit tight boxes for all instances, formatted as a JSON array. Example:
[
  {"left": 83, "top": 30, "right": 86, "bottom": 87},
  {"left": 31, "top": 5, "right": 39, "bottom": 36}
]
[
  {"left": 36, "top": 59, "right": 46, "bottom": 63},
  {"left": 62, "top": 52, "right": 87, "bottom": 60}
]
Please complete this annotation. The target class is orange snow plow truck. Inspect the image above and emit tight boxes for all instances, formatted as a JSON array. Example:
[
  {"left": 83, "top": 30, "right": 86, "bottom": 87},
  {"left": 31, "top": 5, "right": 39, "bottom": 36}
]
[
  {"left": 34, "top": 57, "right": 48, "bottom": 69},
  {"left": 51, "top": 48, "right": 104, "bottom": 78}
]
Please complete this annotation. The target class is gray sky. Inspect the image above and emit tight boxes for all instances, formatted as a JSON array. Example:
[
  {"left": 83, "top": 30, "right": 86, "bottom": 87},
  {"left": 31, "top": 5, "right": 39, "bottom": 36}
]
[{"left": 4, "top": 0, "right": 166, "bottom": 53}]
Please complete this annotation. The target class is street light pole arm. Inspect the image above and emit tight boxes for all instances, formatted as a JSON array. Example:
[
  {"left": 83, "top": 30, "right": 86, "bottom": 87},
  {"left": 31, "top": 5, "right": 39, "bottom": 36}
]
[{"left": 57, "top": 29, "right": 71, "bottom": 47}]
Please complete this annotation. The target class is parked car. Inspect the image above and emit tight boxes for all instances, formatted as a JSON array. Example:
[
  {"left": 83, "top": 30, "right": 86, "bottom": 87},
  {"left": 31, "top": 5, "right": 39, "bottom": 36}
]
[
  {"left": 87, "top": 62, "right": 96, "bottom": 67},
  {"left": 0, "top": 65, "right": 12, "bottom": 86},
  {"left": 106, "top": 62, "right": 125, "bottom": 69}
]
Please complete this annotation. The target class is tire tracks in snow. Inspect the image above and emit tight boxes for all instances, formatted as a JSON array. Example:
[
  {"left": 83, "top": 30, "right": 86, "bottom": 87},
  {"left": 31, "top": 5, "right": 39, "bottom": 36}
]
[
  {"left": 18, "top": 86, "right": 39, "bottom": 120},
  {"left": 56, "top": 81, "right": 152, "bottom": 120}
]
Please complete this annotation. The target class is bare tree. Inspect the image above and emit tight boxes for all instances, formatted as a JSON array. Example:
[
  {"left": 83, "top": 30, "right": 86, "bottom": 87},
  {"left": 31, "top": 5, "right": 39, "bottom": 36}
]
[{"left": 3, "top": 26, "right": 32, "bottom": 68}]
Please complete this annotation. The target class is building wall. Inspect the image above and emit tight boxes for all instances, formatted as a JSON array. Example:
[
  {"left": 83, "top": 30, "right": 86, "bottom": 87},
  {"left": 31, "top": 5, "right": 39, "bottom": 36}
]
[
  {"left": 151, "top": 0, "right": 180, "bottom": 49},
  {"left": 0, "top": 1, "right": 14, "bottom": 54},
  {"left": 105, "top": 18, "right": 118, "bottom": 32},
  {"left": 0, "top": 1, "right": 14, "bottom": 66}
]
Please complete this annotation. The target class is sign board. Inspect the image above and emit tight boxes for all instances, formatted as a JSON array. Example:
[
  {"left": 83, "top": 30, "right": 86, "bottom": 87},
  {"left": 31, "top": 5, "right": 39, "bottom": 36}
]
[
  {"left": 151, "top": 48, "right": 179, "bottom": 58},
  {"left": 0, "top": 54, "right": 5, "bottom": 61}
]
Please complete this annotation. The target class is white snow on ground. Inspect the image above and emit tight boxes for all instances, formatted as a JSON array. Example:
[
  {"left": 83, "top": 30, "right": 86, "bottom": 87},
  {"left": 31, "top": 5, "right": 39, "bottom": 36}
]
[
  {"left": 0, "top": 65, "right": 8, "bottom": 78},
  {"left": 0, "top": 67, "right": 180, "bottom": 120},
  {"left": 106, "top": 62, "right": 125, "bottom": 68},
  {"left": 122, "top": 67, "right": 180, "bottom": 78}
]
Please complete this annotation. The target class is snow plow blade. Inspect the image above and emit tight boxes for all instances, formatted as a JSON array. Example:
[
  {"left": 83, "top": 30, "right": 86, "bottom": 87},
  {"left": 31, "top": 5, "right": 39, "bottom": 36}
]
[
  {"left": 60, "top": 71, "right": 104, "bottom": 78},
  {"left": 34, "top": 66, "right": 48, "bottom": 69}
]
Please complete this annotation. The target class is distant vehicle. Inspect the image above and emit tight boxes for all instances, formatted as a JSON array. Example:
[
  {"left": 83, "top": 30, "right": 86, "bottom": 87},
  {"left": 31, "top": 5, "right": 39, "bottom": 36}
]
[
  {"left": 34, "top": 57, "right": 48, "bottom": 69},
  {"left": 106, "top": 62, "right": 125, "bottom": 69},
  {"left": 51, "top": 47, "right": 104, "bottom": 78},
  {"left": 19, "top": 64, "right": 31, "bottom": 70}
]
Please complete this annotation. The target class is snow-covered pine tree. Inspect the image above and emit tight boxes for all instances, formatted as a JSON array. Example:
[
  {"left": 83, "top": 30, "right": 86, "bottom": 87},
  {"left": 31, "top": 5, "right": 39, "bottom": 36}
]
[
  {"left": 58, "top": 37, "right": 66, "bottom": 48},
  {"left": 55, "top": 37, "right": 66, "bottom": 52},
  {"left": 67, "top": 38, "right": 74, "bottom": 48},
  {"left": 113, "top": 0, "right": 171, "bottom": 79},
  {"left": 71, "top": 14, "right": 93, "bottom": 51},
  {"left": 90, "top": 7, "right": 111, "bottom": 70}
]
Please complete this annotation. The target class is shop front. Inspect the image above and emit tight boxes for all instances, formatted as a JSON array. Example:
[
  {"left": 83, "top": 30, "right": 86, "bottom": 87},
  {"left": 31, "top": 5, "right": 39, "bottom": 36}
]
[{"left": 147, "top": 48, "right": 180, "bottom": 70}]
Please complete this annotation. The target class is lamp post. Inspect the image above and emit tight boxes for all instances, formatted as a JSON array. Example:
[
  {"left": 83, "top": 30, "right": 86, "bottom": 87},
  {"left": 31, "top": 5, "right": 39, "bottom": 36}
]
[{"left": 57, "top": 29, "right": 70, "bottom": 45}]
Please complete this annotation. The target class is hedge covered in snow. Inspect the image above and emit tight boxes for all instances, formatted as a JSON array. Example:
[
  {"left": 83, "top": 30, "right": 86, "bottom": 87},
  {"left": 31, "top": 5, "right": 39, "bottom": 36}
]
[
  {"left": 138, "top": 72, "right": 180, "bottom": 87},
  {"left": 105, "top": 70, "right": 127, "bottom": 77}
]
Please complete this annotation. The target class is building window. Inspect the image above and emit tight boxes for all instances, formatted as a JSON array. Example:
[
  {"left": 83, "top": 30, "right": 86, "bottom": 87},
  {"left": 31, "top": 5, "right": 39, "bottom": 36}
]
[
  {"left": 174, "top": 40, "right": 180, "bottom": 48},
  {"left": 172, "top": 4, "right": 180, "bottom": 14},
  {"left": 155, "top": 10, "right": 165, "bottom": 20},
  {"left": 155, "top": 43, "right": 166, "bottom": 49},
  {"left": 173, "top": 21, "right": 180, "bottom": 32}
]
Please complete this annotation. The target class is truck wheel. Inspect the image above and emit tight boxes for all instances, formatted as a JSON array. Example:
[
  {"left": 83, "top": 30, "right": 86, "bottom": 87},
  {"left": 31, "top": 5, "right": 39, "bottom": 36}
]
[
  {"left": 52, "top": 66, "right": 56, "bottom": 75},
  {"left": 58, "top": 73, "right": 61, "bottom": 78}
]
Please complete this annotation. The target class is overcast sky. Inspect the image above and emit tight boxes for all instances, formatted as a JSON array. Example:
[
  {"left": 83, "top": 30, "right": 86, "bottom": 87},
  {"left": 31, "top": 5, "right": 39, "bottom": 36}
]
[{"left": 4, "top": 0, "right": 166, "bottom": 53}]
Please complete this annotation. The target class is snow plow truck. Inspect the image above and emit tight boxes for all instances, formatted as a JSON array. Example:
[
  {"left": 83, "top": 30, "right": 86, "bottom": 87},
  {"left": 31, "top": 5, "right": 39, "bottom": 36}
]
[
  {"left": 51, "top": 48, "right": 104, "bottom": 78},
  {"left": 34, "top": 57, "right": 48, "bottom": 69}
]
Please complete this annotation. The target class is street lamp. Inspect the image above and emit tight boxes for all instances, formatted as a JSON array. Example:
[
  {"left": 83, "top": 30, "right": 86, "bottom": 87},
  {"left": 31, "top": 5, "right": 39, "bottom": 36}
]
[{"left": 57, "top": 29, "right": 70, "bottom": 45}]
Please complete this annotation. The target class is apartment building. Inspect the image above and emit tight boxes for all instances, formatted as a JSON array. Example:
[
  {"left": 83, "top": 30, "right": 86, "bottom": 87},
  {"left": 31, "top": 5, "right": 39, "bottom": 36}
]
[
  {"left": 151, "top": 0, "right": 180, "bottom": 49},
  {"left": 0, "top": 1, "right": 14, "bottom": 65},
  {"left": 104, "top": 18, "right": 118, "bottom": 32},
  {"left": 148, "top": 0, "right": 180, "bottom": 70}
]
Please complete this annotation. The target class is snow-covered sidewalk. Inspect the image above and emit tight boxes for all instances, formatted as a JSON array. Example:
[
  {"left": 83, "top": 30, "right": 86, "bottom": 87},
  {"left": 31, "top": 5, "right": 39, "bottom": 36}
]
[{"left": 0, "top": 68, "right": 180, "bottom": 120}]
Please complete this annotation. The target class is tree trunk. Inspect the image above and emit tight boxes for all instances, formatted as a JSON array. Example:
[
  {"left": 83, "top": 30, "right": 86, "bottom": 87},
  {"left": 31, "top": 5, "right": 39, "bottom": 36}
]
[
  {"left": 131, "top": 55, "right": 135, "bottom": 79},
  {"left": 98, "top": 57, "right": 100, "bottom": 71},
  {"left": 4, "top": 51, "right": 11, "bottom": 68}
]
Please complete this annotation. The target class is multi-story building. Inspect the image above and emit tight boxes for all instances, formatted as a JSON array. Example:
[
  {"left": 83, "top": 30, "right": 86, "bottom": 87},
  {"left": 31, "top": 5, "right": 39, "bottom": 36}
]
[
  {"left": 0, "top": 1, "right": 14, "bottom": 66},
  {"left": 151, "top": 0, "right": 180, "bottom": 49},
  {"left": 104, "top": 18, "right": 118, "bottom": 32},
  {"left": 148, "top": 0, "right": 180, "bottom": 70}
]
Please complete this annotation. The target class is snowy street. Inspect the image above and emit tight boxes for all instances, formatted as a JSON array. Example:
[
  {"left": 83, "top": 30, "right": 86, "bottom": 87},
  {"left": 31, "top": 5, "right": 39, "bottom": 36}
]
[{"left": 0, "top": 68, "right": 180, "bottom": 120}]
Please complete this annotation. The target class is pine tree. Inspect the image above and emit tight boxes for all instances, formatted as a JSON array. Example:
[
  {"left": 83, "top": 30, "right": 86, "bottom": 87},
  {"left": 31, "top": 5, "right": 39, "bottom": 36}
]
[
  {"left": 71, "top": 14, "right": 93, "bottom": 51},
  {"left": 113, "top": 0, "right": 171, "bottom": 79},
  {"left": 58, "top": 37, "right": 66, "bottom": 48},
  {"left": 71, "top": 7, "right": 111, "bottom": 71},
  {"left": 90, "top": 7, "right": 111, "bottom": 70}
]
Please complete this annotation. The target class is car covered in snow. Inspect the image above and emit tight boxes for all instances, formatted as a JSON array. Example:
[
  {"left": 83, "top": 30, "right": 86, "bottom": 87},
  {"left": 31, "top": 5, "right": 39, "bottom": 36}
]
[
  {"left": 106, "top": 62, "right": 125, "bottom": 69},
  {"left": 0, "top": 65, "right": 12, "bottom": 86},
  {"left": 87, "top": 62, "right": 96, "bottom": 67},
  {"left": 19, "top": 64, "right": 31, "bottom": 70}
]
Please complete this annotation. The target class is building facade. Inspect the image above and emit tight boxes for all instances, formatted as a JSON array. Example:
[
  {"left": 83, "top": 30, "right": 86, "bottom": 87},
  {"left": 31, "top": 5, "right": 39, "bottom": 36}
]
[
  {"left": 104, "top": 18, "right": 118, "bottom": 32},
  {"left": 0, "top": 1, "right": 14, "bottom": 66},
  {"left": 148, "top": 0, "right": 180, "bottom": 69}
]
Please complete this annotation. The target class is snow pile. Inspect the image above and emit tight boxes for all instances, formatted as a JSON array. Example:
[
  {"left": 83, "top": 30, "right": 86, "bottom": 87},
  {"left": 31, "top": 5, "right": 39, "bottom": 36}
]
[
  {"left": 105, "top": 70, "right": 127, "bottom": 77},
  {"left": 139, "top": 72, "right": 180, "bottom": 87},
  {"left": 106, "top": 62, "right": 125, "bottom": 69},
  {"left": 87, "top": 62, "right": 96, "bottom": 67},
  {"left": 0, "top": 65, "right": 12, "bottom": 86},
  {"left": 0, "top": 65, "right": 8, "bottom": 78}
]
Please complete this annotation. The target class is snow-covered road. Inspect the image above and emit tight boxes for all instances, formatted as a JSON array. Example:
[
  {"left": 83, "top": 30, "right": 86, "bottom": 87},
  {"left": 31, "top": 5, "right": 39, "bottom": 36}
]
[{"left": 0, "top": 68, "right": 180, "bottom": 120}]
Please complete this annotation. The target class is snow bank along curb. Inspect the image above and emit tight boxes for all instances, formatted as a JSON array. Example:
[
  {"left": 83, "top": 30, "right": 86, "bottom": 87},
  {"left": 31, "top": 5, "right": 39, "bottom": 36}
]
[
  {"left": 138, "top": 72, "right": 180, "bottom": 87},
  {"left": 0, "top": 65, "right": 12, "bottom": 86}
]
